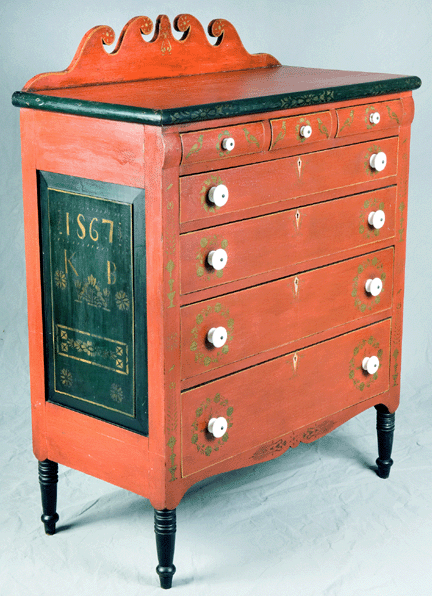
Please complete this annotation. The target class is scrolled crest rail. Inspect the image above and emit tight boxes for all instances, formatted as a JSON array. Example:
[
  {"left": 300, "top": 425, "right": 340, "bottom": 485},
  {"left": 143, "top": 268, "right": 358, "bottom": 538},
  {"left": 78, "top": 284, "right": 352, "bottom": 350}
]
[{"left": 23, "top": 14, "right": 280, "bottom": 91}]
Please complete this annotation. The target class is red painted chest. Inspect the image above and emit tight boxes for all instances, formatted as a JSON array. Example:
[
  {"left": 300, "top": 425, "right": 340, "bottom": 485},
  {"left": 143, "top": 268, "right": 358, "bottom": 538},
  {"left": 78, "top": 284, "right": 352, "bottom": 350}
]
[{"left": 12, "top": 14, "right": 421, "bottom": 589}]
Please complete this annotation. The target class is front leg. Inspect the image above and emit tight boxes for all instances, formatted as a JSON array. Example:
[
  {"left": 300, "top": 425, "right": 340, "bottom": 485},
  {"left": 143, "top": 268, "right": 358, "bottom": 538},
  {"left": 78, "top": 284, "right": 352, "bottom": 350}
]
[
  {"left": 154, "top": 508, "right": 176, "bottom": 589},
  {"left": 375, "top": 405, "right": 395, "bottom": 479},
  {"left": 38, "top": 459, "right": 59, "bottom": 535}
]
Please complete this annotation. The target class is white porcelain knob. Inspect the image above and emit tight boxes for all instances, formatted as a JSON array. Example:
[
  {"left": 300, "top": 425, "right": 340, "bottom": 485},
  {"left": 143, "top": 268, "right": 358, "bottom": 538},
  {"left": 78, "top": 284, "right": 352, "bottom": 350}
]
[
  {"left": 362, "top": 355, "right": 380, "bottom": 375},
  {"left": 369, "top": 152, "right": 387, "bottom": 172},
  {"left": 208, "top": 416, "right": 228, "bottom": 438},
  {"left": 369, "top": 112, "right": 381, "bottom": 125},
  {"left": 300, "top": 125, "right": 312, "bottom": 139},
  {"left": 207, "top": 327, "right": 228, "bottom": 348},
  {"left": 368, "top": 209, "right": 386, "bottom": 229},
  {"left": 207, "top": 249, "right": 228, "bottom": 271},
  {"left": 222, "top": 137, "right": 235, "bottom": 151},
  {"left": 208, "top": 184, "right": 229, "bottom": 207},
  {"left": 365, "top": 277, "right": 383, "bottom": 296}
]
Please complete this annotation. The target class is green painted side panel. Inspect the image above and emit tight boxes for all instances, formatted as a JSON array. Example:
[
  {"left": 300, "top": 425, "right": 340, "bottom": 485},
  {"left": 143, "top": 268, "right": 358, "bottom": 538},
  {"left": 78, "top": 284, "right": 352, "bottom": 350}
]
[
  {"left": 39, "top": 172, "right": 148, "bottom": 435},
  {"left": 12, "top": 75, "right": 421, "bottom": 126}
]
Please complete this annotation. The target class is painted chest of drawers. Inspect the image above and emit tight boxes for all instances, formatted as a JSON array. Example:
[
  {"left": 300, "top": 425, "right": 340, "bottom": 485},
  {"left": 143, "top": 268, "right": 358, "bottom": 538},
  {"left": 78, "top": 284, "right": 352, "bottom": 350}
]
[{"left": 12, "top": 14, "right": 421, "bottom": 589}]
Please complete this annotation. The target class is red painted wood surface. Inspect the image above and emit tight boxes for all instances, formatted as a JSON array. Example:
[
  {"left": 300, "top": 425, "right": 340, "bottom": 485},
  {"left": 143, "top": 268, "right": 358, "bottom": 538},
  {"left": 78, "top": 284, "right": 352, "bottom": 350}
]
[
  {"left": 181, "top": 248, "right": 394, "bottom": 381},
  {"left": 180, "top": 186, "right": 396, "bottom": 294},
  {"left": 181, "top": 319, "right": 391, "bottom": 477},
  {"left": 31, "top": 111, "right": 145, "bottom": 188},
  {"left": 270, "top": 110, "right": 333, "bottom": 151},
  {"left": 24, "top": 15, "right": 279, "bottom": 92},
  {"left": 45, "top": 403, "right": 151, "bottom": 495},
  {"left": 19, "top": 110, "right": 49, "bottom": 460},
  {"left": 180, "top": 137, "right": 398, "bottom": 224},
  {"left": 386, "top": 121, "right": 412, "bottom": 415},
  {"left": 336, "top": 99, "right": 403, "bottom": 138},
  {"left": 18, "top": 108, "right": 160, "bottom": 500},
  {"left": 181, "top": 121, "right": 265, "bottom": 165},
  {"left": 142, "top": 126, "right": 180, "bottom": 503}
]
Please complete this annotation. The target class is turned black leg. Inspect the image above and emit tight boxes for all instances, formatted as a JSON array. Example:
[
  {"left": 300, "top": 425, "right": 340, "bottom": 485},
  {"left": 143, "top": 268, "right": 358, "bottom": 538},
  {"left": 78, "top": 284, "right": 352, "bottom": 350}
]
[
  {"left": 38, "top": 459, "right": 59, "bottom": 535},
  {"left": 154, "top": 508, "right": 176, "bottom": 589},
  {"left": 375, "top": 406, "right": 395, "bottom": 479}
]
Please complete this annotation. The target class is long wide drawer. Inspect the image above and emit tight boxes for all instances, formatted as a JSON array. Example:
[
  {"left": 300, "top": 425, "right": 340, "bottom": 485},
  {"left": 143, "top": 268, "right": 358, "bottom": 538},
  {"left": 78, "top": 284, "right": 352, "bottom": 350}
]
[
  {"left": 180, "top": 186, "right": 396, "bottom": 294},
  {"left": 181, "top": 248, "right": 393, "bottom": 380},
  {"left": 180, "top": 137, "right": 398, "bottom": 225},
  {"left": 181, "top": 319, "right": 391, "bottom": 476}
]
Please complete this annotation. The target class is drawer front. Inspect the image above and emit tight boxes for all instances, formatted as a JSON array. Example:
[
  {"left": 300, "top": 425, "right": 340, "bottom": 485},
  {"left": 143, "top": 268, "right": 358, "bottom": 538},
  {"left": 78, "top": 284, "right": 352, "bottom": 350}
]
[
  {"left": 181, "top": 248, "right": 393, "bottom": 380},
  {"left": 180, "top": 137, "right": 398, "bottom": 224},
  {"left": 180, "top": 121, "right": 265, "bottom": 165},
  {"left": 180, "top": 186, "right": 396, "bottom": 294},
  {"left": 337, "top": 100, "right": 403, "bottom": 138},
  {"left": 270, "top": 111, "right": 333, "bottom": 151},
  {"left": 181, "top": 319, "right": 391, "bottom": 476}
]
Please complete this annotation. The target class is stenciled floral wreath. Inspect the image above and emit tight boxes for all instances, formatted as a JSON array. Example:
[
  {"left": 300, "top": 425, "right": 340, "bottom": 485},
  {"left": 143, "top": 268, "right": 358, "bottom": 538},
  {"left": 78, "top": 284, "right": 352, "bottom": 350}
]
[
  {"left": 190, "top": 302, "right": 234, "bottom": 367},
  {"left": 191, "top": 392, "right": 234, "bottom": 456},
  {"left": 364, "top": 143, "right": 383, "bottom": 177},
  {"left": 199, "top": 174, "right": 225, "bottom": 213},
  {"left": 351, "top": 255, "right": 386, "bottom": 313},
  {"left": 358, "top": 196, "right": 386, "bottom": 239},
  {"left": 195, "top": 235, "right": 228, "bottom": 280},
  {"left": 349, "top": 335, "right": 383, "bottom": 391}
]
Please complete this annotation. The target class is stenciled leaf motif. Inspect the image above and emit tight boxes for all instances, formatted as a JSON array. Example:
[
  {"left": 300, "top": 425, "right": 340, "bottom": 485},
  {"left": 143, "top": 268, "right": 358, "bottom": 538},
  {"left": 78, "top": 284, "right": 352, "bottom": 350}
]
[
  {"left": 339, "top": 109, "right": 354, "bottom": 134},
  {"left": 272, "top": 120, "right": 286, "bottom": 147},
  {"left": 386, "top": 105, "right": 400, "bottom": 124},
  {"left": 186, "top": 134, "right": 204, "bottom": 159},
  {"left": 243, "top": 127, "right": 260, "bottom": 148},
  {"left": 317, "top": 117, "right": 329, "bottom": 138}
]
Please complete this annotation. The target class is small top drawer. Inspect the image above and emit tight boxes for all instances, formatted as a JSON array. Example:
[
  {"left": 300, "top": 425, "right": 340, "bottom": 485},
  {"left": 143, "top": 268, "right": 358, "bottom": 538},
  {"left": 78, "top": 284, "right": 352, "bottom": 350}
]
[
  {"left": 270, "top": 111, "right": 333, "bottom": 151},
  {"left": 337, "top": 100, "right": 403, "bottom": 138},
  {"left": 181, "top": 122, "right": 265, "bottom": 165}
]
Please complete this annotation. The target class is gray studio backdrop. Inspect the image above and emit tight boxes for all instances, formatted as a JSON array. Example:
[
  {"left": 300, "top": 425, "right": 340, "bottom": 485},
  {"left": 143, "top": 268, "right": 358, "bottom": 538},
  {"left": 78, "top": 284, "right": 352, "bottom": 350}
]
[{"left": 1, "top": 1, "right": 431, "bottom": 595}]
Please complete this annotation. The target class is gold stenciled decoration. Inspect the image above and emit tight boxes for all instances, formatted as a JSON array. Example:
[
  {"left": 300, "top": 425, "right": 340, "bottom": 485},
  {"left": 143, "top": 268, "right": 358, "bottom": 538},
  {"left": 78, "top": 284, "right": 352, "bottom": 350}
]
[
  {"left": 190, "top": 302, "right": 234, "bottom": 367},
  {"left": 54, "top": 270, "right": 67, "bottom": 290},
  {"left": 115, "top": 290, "right": 130, "bottom": 311},
  {"left": 191, "top": 392, "right": 234, "bottom": 457},
  {"left": 60, "top": 369, "right": 73, "bottom": 387},
  {"left": 110, "top": 383, "right": 124, "bottom": 403},
  {"left": 196, "top": 236, "right": 228, "bottom": 280},
  {"left": 75, "top": 275, "right": 110, "bottom": 310},
  {"left": 348, "top": 335, "right": 383, "bottom": 391}
]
